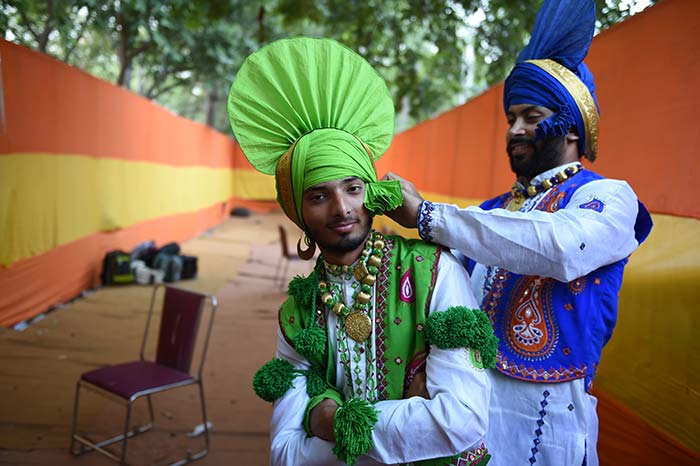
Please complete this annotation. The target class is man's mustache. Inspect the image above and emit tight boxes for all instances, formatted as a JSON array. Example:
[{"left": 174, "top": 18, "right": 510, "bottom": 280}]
[
  {"left": 507, "top": 136, "right": 536, "bottom": 155},
  {"left": 327, "top": 216, "right": 359, "bottom": 228}
]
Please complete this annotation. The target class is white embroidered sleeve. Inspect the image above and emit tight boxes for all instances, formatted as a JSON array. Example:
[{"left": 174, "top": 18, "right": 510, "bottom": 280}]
[
  {"left": 428, "top": 179, "right": 641, "bottom": 282},
  {"left": 269, "top": 329, "right": 344, "bottom": 466}
]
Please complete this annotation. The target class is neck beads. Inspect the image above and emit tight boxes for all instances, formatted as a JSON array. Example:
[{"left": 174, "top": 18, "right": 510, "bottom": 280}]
[{"left": 318, "top": 231, "right": 384, "bottom": 342}]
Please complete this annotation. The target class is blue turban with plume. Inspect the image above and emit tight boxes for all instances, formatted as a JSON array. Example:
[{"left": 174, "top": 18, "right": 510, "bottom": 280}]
[{"left": 504, "top": 0, "right": 600, "bottom": 161}]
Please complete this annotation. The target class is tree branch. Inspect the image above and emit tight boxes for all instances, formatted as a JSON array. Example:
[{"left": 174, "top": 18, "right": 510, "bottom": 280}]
[
  {"left": 16, "top": 7, "right": 41, "bottom": 45},
  {"left": 63, "top": 9, "right": 96, "bottom": 63},
  {"left": 146, "top": 77, "right": 188, "bottom": 99}
]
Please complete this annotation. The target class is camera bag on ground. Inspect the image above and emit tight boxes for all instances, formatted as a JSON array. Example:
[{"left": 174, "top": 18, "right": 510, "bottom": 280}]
[
  {"left": 180, "top": 255, "right": 198, "bottom": 279},
  {"left": 101, "top": 250, "right": 134, "bottom": 285},
  {"left": 153, "top": 253, "right": 183, "bottom": 282},
  {"left": 131, "top": 260, "right": 165, "bottom": 285},
  {"left": 131, "top": 240, "right": 158, "bottom": 266},
  {"left": 158, "top": 242, "right": 181, "bottom": 256}
]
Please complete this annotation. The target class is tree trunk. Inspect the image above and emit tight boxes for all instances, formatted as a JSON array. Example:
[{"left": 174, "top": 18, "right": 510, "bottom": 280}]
[
  {"left": 116, "top": 12, "right": 131, "bottom": 88},
  {"left": 36, "top": 0, "right": 55, "bottom": 52},
  {"left": 205, "top": 87, "right": 220, "bottom": 128},
  {"left": 119, "top": 67, "right": 132, "bottom": 90},
  {"left": 257, "top": 6, "right": 265, "bottom": 44}
]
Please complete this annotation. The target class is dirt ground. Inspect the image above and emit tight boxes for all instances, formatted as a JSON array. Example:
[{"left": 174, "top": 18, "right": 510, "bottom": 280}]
[{"left": 0, "top": 211, "right": 315, "bottom": 466}]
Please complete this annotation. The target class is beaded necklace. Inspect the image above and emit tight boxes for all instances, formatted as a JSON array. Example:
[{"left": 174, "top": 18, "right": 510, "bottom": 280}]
[
  {"left": 318, "top": 230, "right": 384, "bottom": 342},
  {"left": 509, "top": 163, "right": 583, "bottom": 211}
]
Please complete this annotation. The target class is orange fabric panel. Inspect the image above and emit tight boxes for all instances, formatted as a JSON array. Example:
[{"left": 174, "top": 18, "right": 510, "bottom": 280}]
[
  {"left": 375, "top": 133, "right": 402, "bottom": 177},
  {"left": 585, "top": 0, "right": 700, "bottom": 219},
  {"left": 595, "top": 388, "right": 700, "bottom": 465},
  {"left": 448, "top": 89, "right": 512, "bottom": 199},
  {"left": 0, "top": 40, "right": 267, "bottom": 326},
  {"left": 231, "top": 141, "right": 254, "bottom": 169},
  {"left": 418, "top": 114, "right": 456, "bottom": 196},
  {"left": 382, "top": 121, "right": 446, "bottom": 189},
  {"left": 0, "top": 198, "right": 234, "bottom": 327},
  {"left": 379, "top": 88, "right": 512, "bottom": 201},
  {"left": 0, "top": 40, "right": 238, "bottom": 169}
]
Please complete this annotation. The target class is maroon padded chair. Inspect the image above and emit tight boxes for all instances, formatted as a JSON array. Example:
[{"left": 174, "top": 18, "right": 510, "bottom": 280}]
[
  {"left": 70, "top": 285, "right": 217, "bottom": 466},
  {"left": 275, "top": 225, "right": 302, "bottom": 288}
]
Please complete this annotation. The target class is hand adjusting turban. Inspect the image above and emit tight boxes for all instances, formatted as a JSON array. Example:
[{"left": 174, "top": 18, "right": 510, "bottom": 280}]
[
  {"left": 504, "top": 0, "right": 600, "bottom": 161},
  {"left": 227, "top": 37, "right": 402, "bottom": 230}
]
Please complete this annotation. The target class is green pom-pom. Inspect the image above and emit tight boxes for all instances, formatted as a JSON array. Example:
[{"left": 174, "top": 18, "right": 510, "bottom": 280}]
[
  {"left": 332, "top": 398, "right": 379, "bottom": 465},
  {"left": 426, "top": 307, "right": 498, "bottom": 368},
  {"left": 293, "top": 325, "right": 326, "bottom": 361},
  {"left": 426, "top": 308, "right": 448, "bottom": 344},
  {"left": 305, "top": 368, "right": 329, "bottom": 397},
  {"left": 470, "top": 310, "right": 499, "bottom": 369},
  {"left": 252, "top": 358, "right": 296, "bottom": 402},
  {"left": 427, "top": 306, "right": 474, "bottom": 349},
  {"left": 287, "top": 271, "right": 318, "bottom": 309},
  {"left": 446, "top": 306, "right": 477, "bottom": 347}
]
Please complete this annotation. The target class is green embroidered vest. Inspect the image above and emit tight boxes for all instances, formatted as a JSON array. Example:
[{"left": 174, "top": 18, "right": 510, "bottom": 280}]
[
  {"left": 279, "top": 235, "right": 439, "bottom": 399},
  {"left": 278, "top": 235, "right": 491, "bottom": 466}
]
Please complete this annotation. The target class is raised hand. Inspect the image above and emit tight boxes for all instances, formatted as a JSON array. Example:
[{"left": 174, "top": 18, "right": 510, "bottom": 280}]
[{"left": 381, "top": 172, "right": 424, "bottom": 229}]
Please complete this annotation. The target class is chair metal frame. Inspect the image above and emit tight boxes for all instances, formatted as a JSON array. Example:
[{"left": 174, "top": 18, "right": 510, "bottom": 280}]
[{"left": 69, "top": 284, "right": 218, "bottom": 466}]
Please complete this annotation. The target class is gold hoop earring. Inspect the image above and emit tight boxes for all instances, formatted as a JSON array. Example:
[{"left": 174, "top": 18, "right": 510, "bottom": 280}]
[{"left": 297, "top": 233, "right": 316, "bottom": 260}]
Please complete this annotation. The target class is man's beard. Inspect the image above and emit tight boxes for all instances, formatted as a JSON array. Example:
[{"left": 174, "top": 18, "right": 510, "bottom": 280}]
[
  {"left": 508, "top": 135, "right": 566, "bottom": 180},
  {"left": 312, "top": 217, "right": 373, "bottom": 256}
]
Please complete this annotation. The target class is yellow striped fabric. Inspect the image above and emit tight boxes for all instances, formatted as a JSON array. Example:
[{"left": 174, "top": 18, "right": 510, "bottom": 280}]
[{"left": 0, "top": 154, "right": 264, "bottom": 265}]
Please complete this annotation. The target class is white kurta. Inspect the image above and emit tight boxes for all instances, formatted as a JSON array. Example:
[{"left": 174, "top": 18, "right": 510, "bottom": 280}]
[
  {"left": 421, "top": 163, "right": 644, "bottom": 466},
  {"left": 269, "top": 251, "right": 491, "bottom": 466}
]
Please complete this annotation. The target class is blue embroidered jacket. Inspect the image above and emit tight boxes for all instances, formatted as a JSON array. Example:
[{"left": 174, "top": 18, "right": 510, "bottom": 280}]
[{"left": 467, "top": 170, "right": 652, "bottom": 391}]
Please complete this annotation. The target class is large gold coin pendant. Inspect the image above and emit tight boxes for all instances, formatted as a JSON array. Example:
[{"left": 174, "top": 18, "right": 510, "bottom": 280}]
[{"left": 345, "top": 311, "right": 372, "bottom": 342}]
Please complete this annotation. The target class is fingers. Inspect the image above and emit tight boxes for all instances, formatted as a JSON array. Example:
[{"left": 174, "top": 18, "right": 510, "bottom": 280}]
[
  {"left": 382, "top": 172, "right": 415, "bottom": 191},
  {"left": 381, "top": 171, "right": 403, "bottom": 182}
]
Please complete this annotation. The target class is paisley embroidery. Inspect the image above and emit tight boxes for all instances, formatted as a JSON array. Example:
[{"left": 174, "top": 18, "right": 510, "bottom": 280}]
[
  {"left": 536, "top": 190, "right": 566, "bottom": 213},
  {"left": 399, "top": 269, "right": 415, "bottom": 303},
  {"left": 505, "top": 276, "right": 558, "bottom": 359},
  {"left": 579, "top": 197, "right": 605, "bottom": 213}
]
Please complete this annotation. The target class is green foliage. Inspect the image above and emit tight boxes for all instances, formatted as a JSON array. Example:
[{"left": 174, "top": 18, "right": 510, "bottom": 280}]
[
  {"left": 1, "top": 0, "right": 95, "bottom": 56},
  {"left": 471, "top": 0, "right": 540, "bottom": 91}
]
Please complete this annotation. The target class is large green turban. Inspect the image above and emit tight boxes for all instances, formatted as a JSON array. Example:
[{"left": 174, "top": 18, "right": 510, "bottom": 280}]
[{"left": 227, "top": 37, "right": 402, "bottom": 230}]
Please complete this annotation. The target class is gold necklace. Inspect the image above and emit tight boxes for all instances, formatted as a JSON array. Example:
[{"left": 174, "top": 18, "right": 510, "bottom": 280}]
[
  {"left": 509, "top": 163, "right": 583, "bottom": 211},
  {"left": 318, "top": 231, "right": 384, "bottom": 342}
]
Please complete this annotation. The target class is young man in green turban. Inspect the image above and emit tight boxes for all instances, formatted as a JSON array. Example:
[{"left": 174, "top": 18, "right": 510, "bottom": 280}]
[{"left": 228, "top": 37, "right": 496, "bottom": 466}]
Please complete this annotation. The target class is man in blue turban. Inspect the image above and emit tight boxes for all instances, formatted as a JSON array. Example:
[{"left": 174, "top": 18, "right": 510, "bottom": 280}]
[{"left": 384, "top": 0, "right": 653, "bottom": 465}]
